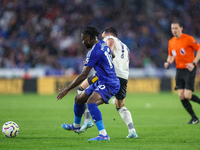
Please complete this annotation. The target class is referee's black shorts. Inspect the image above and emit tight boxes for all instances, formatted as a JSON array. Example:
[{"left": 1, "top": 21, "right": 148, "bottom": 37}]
[{"left": 175, "top": 67, "right": 197, "bottom": 91}]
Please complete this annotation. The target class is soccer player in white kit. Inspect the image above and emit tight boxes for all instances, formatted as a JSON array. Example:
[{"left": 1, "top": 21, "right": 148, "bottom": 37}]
[{"left": 78, "top": 27, "right": 138, "bottom": 138}]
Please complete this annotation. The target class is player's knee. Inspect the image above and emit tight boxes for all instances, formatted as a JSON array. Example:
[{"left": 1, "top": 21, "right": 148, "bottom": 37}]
[
  {"left": 75, "top": 94, "right": 86, "bottom": 104},
  {"left": 184, "top": 93, "right": 192, "bottom": 100},
  {"left": 87, "top": 97, "right": 104, "bottom": 106},
  {"left": 178, "top": 93, "right": 185, "bottom": 100},
  {"left": 115, "top": 98, "right": 125, "bottom": 108},
  {"left": 115, "top": 103, "right": 124, "bottom": 109}
]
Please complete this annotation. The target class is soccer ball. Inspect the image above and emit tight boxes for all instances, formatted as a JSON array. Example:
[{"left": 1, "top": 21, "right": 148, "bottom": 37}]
[{"left": 2, "top": 121, "right": 19, "bottom": 138}]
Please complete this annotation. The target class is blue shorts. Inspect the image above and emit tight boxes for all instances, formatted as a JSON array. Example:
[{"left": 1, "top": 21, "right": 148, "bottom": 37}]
[{"left": 85, "top": 80, "right": 120, "bottom": 104}]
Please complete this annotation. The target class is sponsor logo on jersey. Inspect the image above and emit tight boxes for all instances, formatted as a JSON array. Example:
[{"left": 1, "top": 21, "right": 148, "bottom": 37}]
[
  {"left": 172, "top": 50, "right": 176, "bottom": 56},
  {"left": 180, "top": 48, "right": 186, "bottom": 55}
]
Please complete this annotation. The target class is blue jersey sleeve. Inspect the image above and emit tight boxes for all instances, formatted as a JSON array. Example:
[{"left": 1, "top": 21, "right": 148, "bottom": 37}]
[
  {"left": 83, "top": 40, "right": 119, "bottom": 86},
  {"left": 84, "top": 46, "right": 99, "bottom": 68}
]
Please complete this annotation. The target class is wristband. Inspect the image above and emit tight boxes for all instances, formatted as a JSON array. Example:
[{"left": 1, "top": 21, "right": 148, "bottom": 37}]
[
  {"left": 166, "top": 61, "right": 170, "bottom": 69},
  {"left": 192, "top": 62, "right": 196, "bottom": 66}
]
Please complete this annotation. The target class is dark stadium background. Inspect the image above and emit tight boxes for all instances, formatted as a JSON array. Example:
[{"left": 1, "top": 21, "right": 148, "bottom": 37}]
[
  {"left": 1, "top": 1, "right": 200, "bottom": 149},
  {"left": 0, "top": 0, "right": 200, "bottom": 93}
]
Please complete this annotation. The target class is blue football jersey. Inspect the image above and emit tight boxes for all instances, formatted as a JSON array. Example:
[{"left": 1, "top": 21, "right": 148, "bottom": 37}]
[{"left": 84, "top": 40, "right": 119, "bottom": 86}]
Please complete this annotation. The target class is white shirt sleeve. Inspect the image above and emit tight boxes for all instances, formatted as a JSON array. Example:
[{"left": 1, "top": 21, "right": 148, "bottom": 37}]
[{"left": 103, "top": 36, "right": 115, "bottom": 42}]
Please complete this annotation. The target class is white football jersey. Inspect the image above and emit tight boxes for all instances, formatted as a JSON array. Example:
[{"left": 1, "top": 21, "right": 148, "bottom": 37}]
[{"left": 103, "top": 36, "right": 129, "bottom": 79}]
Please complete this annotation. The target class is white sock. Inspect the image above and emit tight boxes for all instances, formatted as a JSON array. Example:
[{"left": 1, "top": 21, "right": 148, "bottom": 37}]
[
  {"left": 84, "top": 103, "right": 91, "bottom": 122},
  {"left": 73, "top": 123, "right": 80, "bottom": 128},
  {"left": 77, "top": 89, "right": 83, "bottom": 94},
  {"left": 99, "top": 129, "right": 107, "bottom": 136},
  {"left": 118, "top": 106, "right": 136, "bottom": 133}
]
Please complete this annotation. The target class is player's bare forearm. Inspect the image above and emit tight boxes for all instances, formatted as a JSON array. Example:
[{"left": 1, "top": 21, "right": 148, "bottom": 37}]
[
  {"left": 56, "top": 74, "right": 87, "bottom": 100},
  {"left": 66, "top": 66, "right": 92, "bottom": 91},
  {"left": 193, "top": 49, "right": 200, "bottom": 64},
  {"left": 167, "top": 55, "right": 174, "bottom": 64},
  {"left": 164, "top": 55, "right": 174, "bottom": 69},
  {"left": 56, "top": 74, "right": 88, "bottom": 100},
  {"left": 56, "top": 66, "right": 92, "bottom": 100},
  {"left": 66, "top": 73, "right": 88, "bottom": 92}
]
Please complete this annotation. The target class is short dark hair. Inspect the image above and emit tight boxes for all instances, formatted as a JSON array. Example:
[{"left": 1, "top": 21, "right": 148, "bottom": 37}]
[
  {"left": 171, "top": 21, "right": 183, "bottom": 27},
  {"left": 82, "top": 26, "right": 100, "bottom": 39},
  {"left": 102, "top": 27, "right": 117, "bottom": 37}
]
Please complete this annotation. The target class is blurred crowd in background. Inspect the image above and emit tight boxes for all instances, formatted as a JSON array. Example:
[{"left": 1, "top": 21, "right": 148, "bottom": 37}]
[{"left": 0, "top": 0, "right": 200, "bottom": 74}]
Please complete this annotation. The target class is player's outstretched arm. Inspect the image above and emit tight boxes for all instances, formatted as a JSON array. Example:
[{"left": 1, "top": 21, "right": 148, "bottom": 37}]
[{"left": 56, "top": 66, "right": 92, "bottom": 100}]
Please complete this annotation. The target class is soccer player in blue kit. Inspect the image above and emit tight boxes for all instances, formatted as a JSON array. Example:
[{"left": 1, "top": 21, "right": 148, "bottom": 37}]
[{"left": 56, "top": 26, "right": 120, "bottom": 141}]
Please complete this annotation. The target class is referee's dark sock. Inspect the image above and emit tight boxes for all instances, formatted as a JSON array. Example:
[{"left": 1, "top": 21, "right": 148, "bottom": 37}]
[
  {"left": 181, "top": 99, "right": 197, "bottom": 119},
  {"left": 190, "top": 94, "right": 200, "bottom": 104}
]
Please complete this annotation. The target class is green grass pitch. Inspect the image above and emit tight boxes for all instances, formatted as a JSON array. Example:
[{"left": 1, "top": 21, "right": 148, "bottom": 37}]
[{"left": 0, "top": 92, "right": 200, "bottom": 150}]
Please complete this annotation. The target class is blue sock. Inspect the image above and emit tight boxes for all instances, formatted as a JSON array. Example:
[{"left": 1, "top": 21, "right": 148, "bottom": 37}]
[
  {"left": 95, "top": 120, "right": 105, "bottom": 131},
  {"left": 88, "top": 103, "right": 105, "bottom": 131},
  {"left": 74, "top": 101, "right": 85, "bottom": 124}
]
